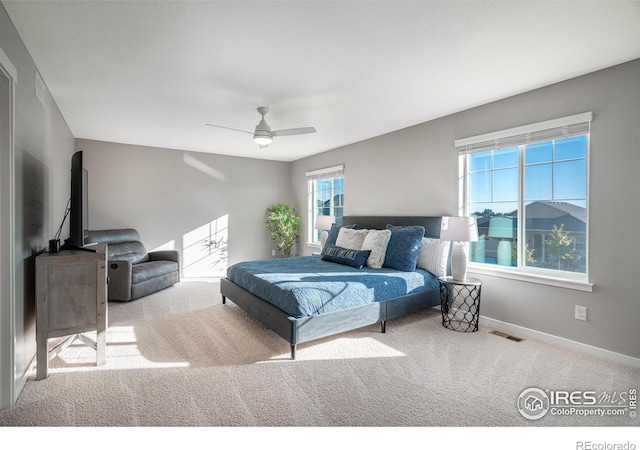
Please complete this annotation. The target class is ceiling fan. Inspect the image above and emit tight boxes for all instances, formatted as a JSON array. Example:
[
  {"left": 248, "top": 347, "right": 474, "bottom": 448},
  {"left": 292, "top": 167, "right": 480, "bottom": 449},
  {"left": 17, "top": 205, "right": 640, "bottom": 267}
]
[{"left": 206, "top": 107, "right": 317, "bottom": 148}]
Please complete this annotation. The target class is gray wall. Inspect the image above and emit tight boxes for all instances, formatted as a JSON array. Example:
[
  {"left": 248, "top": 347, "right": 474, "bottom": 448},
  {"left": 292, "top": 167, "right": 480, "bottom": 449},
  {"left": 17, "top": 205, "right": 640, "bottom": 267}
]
[
  {"left": 293, "top": 59, "right": 640, "bottom": 360},
  {"left": 77, "top": 139, "right": 292, "bottom": 273},
  {"left": 0, "top": 3, "right": 75, "bottom": 404}
]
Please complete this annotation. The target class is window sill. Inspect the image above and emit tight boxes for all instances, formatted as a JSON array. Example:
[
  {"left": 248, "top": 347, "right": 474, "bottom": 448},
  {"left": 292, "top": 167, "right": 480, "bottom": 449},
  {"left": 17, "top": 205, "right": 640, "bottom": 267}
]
[{"left": 467, "top": 263, "right": 593, "bottom": 292}]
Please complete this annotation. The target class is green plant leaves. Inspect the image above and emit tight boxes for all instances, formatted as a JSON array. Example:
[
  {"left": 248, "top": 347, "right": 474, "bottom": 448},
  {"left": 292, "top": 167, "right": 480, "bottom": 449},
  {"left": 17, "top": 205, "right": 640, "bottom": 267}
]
[{"left": 265, "top": 203, "right": 301, "bottom": 257}]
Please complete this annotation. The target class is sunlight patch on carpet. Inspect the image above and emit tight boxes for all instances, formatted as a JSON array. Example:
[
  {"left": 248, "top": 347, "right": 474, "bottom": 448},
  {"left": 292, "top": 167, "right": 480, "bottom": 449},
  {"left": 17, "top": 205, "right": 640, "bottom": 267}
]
[{"left": 47, "top": 326, "right": 190, "bottom": 374}]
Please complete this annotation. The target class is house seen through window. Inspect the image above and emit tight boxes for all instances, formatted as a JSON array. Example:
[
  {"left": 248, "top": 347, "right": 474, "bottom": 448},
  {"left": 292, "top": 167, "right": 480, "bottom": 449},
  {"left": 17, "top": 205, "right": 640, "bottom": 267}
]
[
  {"left": 457, "top": 113, "right": 590, "bottom": 281},
  {"left": 306, "top": 165, "right": 344, "bottom": 244}
]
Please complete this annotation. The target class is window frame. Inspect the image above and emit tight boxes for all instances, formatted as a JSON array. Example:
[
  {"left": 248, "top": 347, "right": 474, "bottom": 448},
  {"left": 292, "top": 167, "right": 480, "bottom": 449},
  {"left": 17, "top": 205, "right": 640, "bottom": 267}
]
[
  {"left": 456, "top": 114, "right": 593, "bottom": 292},
  {"left": 306, "top": 165, "right": 344, "bottom": 246}
]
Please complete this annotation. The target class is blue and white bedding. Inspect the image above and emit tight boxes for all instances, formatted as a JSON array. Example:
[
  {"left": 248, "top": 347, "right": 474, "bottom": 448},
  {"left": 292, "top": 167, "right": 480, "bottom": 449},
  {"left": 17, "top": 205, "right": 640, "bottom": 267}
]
[{"left": 226, "top": 255, "right": 440, "bottom": 318}]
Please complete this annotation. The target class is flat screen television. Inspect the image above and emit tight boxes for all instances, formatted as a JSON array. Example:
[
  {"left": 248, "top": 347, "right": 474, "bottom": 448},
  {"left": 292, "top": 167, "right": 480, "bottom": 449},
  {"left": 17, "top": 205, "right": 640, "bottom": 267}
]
[{"left": 61, "top": 150, "right": 89, "bottom": 250}]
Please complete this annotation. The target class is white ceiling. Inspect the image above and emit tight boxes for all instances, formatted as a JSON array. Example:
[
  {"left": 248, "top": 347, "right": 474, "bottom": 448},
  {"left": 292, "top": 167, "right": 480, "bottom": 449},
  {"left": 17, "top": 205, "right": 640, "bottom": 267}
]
[{"left": 4, "top": 1, "right": 640, "bottom": 162}]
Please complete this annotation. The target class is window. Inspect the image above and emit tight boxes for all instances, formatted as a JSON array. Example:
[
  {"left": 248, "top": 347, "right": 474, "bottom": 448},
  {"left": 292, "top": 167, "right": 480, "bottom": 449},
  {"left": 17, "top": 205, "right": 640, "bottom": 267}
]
[
  {"left": 456, "top": 113, "right": 591, "bottom": 289},
  {"left": 306, "top": 165, "right": 344, "bottom": 244}
]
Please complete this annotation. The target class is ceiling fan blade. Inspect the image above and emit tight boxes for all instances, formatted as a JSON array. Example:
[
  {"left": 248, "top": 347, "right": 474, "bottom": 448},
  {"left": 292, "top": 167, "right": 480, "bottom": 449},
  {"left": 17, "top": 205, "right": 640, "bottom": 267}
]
[
  {"left": 271, "top": 127, "right": 317, "bottom": 137},
  {"left": 205, "top": 123, "right": 253, "bottom": 135}
]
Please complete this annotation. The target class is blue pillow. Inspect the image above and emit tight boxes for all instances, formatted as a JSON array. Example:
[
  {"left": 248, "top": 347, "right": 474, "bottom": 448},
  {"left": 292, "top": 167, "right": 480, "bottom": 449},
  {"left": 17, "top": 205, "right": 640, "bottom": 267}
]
[
  {"left": 322, "top": 223, "right": 356, "bottom": 255},
  {"left": 383, "top": 225, "right": 425, "bottom": 271},
  {"left": 322, "top": 245, "right": 371, "bottom": 269}
]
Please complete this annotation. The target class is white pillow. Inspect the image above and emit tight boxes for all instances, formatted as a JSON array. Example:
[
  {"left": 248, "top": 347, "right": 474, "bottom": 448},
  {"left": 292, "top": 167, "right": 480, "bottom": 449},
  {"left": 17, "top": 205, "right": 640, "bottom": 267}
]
[
  {"left": 336, "top": 228, "right": 369, "bottom": 250},
  {"left": 361, "top": 229, "right": 392, "bottom": 269},
  {"left": 417, "top": 238, "right": 451, "bottom": 277}
]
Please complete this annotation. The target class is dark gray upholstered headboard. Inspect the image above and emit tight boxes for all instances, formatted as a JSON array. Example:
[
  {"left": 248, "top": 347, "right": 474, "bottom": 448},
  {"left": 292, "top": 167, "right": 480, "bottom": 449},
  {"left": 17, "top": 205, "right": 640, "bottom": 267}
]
[{"left": 341, "top": 216, "right": 443, "bottom": 238}]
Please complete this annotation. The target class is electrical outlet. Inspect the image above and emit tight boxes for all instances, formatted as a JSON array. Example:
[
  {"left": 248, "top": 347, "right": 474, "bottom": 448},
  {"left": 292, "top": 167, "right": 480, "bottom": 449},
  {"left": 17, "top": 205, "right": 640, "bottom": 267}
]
[
  {"left": 575, "top": 305, "right": 588, "bottom": 321},
  {"left": 271, "top": 250, "right": 276, "bottom": 256}
]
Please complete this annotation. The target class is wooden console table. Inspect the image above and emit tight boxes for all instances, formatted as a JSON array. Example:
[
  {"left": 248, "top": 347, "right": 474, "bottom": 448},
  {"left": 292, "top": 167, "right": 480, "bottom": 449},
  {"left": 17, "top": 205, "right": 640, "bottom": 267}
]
[{"left": 35, "top": 243, "right": 108, "bottom": 380}]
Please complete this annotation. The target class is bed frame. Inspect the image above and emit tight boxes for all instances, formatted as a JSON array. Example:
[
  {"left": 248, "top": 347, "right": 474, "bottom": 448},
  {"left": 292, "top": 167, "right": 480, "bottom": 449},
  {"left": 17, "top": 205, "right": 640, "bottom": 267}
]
[{"left": 220, "top": 216, "right": 445, "bottom": 359}]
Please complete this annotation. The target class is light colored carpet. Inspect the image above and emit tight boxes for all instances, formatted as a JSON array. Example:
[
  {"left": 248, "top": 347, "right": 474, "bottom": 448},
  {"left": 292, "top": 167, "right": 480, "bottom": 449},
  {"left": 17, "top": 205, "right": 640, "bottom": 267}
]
[{"left": 1, "top": 278, "right": 638, "bottom": 432}]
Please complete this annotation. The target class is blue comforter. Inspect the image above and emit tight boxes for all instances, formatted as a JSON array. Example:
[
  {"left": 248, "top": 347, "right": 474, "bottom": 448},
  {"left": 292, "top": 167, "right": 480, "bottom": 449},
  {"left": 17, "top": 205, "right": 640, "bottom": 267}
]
[{"left": 226, "top": 255, "right": 439, "bottom": 318}]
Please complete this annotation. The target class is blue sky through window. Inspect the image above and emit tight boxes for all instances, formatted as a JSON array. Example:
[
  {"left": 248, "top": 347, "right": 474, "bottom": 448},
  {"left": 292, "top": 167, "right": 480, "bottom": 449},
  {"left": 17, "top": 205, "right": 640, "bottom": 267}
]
[{"left": 470, "top": 135, "right": 587, "bottom": 214}]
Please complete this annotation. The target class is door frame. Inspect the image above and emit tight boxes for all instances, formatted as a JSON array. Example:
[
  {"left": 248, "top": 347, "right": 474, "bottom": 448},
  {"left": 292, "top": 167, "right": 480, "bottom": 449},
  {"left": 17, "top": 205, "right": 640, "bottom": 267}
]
[{"left": 0, "top": 46, "right": 17, "bottom": 410}]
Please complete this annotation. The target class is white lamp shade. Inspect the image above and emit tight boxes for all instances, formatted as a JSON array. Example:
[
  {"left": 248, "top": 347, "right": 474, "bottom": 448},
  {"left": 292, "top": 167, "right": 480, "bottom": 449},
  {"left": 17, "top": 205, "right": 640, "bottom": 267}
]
[
  {"left": 314, "top": 215, "right": 335, "bottom": 231},
  {"left": 440, "top": 216, "right": 479, "bottom": 242}
]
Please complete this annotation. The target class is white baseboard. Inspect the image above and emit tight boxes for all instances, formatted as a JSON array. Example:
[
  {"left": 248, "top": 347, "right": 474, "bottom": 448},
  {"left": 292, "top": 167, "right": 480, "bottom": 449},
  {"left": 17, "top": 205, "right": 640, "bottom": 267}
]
[{"left": 481, "top": 315, "right": 640, "bottom": 369}]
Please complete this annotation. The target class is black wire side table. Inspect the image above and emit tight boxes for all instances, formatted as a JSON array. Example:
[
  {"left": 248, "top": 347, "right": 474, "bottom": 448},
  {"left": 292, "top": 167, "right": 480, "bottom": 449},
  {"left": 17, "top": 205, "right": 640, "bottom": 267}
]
[{"left": 439, "top": 276, "right": 482, "bottom": 332}]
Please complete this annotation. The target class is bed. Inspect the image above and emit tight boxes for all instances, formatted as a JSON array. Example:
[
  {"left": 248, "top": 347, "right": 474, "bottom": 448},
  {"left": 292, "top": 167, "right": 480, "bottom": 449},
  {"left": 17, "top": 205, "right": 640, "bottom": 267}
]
[{"left": 220, "top": 216, "right": 449, "bottom": 359}]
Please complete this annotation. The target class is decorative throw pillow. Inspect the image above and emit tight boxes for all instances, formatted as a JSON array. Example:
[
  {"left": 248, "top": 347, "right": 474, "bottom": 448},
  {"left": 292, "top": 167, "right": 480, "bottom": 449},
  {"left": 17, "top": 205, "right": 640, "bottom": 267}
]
[
  {"left": 417, "top": 238, "right": 451, "bottom": 277},
  {"left": 336, "top": 227, "right": 369, "bottom": 250},
  {"left": 322, "top": 223, "right": 356, "bottom": 255},
  {"left": 322, "top": 245, "right": 371, "bottom": 269},
  {"left": 361, "top": 229, "right": 392, "bottom": 269},
  {"left": 383, "top": 224, "right": 425, "bottom": 271}
]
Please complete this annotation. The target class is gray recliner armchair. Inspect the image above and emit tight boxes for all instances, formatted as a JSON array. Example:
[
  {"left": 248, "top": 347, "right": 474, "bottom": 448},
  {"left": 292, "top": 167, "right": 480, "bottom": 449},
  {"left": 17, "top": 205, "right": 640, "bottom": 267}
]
[{"left": 86, "top": 229, "right": 180, "bottom": 302}]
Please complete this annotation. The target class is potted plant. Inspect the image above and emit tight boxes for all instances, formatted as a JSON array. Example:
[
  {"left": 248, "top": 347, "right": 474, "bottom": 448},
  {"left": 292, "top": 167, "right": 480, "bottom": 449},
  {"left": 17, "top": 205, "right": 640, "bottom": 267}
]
[{"left": 265, "top": 203, "right": 301, "bottom": 257}]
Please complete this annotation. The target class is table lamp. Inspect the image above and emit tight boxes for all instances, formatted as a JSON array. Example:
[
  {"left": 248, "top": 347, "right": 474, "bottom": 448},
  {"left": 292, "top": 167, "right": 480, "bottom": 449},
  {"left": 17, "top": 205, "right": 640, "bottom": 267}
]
[
  {"left": 440, "top": 216, "right": 479, "bottom": 281},
  {"left": 314, "top": 215, "right": 335, "bottom": 250},
  {"left": 488, "top": 216, "right": 515, "bottom": 266}
]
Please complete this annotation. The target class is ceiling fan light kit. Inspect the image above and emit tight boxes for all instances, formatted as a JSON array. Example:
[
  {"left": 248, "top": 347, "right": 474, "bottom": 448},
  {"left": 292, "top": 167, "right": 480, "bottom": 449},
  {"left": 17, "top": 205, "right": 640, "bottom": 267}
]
[
  {"left": 207, "top": 106, "right": 316, "bottom": 148},
  {"left": 253, "top": 109, "right": 274, "bottom": 145},
  {"left": 253, "top": 134, "right": 273, "bottom": 146}
]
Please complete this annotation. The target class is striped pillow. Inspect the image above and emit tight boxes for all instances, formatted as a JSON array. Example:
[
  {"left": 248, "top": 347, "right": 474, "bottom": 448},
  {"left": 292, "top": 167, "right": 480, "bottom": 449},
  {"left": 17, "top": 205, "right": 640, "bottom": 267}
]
[{"left": 417, "top": 238, "right": 450, "bottom": 277}]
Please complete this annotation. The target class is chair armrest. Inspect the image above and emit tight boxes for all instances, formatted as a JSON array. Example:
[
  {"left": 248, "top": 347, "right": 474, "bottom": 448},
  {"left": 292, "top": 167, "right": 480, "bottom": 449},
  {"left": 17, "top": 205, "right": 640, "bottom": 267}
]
[
  {"left": 107, "top": 259, "right": 133, "bottom": 301},
  {"left": 148, "top": 250, "right": 180, "bottom": 265}
]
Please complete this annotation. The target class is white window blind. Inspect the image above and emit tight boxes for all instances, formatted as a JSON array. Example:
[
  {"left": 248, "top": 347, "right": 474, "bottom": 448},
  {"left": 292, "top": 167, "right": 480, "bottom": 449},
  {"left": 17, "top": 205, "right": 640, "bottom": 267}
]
[
  {"left": 305, "top": 164, "right": 344, "bottom": 180},
  {"left": 455, "top": 112, "right": 592, "bottom": 154}
]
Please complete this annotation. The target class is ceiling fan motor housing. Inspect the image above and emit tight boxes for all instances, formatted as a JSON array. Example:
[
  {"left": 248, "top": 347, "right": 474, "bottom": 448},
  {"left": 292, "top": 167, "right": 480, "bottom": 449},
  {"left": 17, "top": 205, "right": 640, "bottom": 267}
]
[
  {"left": 254, "top": 119, "right": 272, "bottom": 143},
  {"left": 254, "top": 118, "right": 271, "bottom": 135},
  {"left": 254, "top": 114, "right": 273, "bottom": 145}
]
